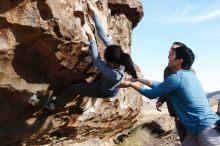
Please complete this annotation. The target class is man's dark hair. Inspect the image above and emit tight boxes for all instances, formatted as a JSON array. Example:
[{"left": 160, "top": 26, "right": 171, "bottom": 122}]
[
  {"left": 173, "top": 42, "right": 186, "bottom": 47},
  {"left": 175, "top": 46, "right": 195, "bottom": 70}
]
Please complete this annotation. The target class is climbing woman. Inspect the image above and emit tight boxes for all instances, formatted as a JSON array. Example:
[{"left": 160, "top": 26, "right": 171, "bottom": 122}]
[{"left": 46, "top": 2, "right": 137, "bottom": 110}]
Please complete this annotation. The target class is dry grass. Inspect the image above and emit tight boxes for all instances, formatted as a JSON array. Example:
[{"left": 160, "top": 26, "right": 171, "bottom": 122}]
[
  {"left": 116, "top": 105, "right": 171, "bottom": 146},
  {"left": 118, "top": 126, "right": 155, "bottom": 146}
]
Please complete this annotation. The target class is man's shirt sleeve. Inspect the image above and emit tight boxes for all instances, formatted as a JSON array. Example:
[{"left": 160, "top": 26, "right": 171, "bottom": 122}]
[
  {"left": 151, "top": 81, "right": 161, "bottom": 88},
  {"left": 138, "top": 74, "right": 181, "bottom": 99}
]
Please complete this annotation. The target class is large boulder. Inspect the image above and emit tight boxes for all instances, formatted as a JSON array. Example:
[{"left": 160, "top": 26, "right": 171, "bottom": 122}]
[{"left": 0, "top": 0, "right": 143, "bottom": 145}]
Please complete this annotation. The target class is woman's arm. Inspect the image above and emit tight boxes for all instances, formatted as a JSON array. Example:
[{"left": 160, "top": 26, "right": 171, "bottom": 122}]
[
  {"left": 90, "top": 40, "right": 123, "bottom": 81},
  {"left": 83, "top": 24, "right": 122, "bottom": 81},
  {"left": 92, "top": 15, "right": 112, "bottom": 46},
  {"left": 83, "top": 24, "right": 95, "bottom": 41},
  {"left": 87, "top": 2, "right": 112, "bottom": 47}
]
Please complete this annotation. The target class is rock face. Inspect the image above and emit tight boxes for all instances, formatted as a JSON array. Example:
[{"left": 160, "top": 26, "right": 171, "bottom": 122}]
[{"left": 0, "top": 0, "right": 143, "bottom": 145}]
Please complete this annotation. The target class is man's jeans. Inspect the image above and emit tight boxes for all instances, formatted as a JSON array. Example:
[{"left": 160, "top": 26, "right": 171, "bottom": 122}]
[{"left": 182, "top": 125, "right": 220, "bottom": 146}]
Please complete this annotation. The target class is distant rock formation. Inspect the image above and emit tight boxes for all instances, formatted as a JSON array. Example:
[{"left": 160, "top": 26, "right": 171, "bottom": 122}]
[
  {"left": 207, "top": 90, "right": 220, "bottom": 100},
  {"left": 0, "top": 0, "right": 143, "bottom": 145},
  {"left": 207, "top": 90, "right": 220, "bottom": 114}
]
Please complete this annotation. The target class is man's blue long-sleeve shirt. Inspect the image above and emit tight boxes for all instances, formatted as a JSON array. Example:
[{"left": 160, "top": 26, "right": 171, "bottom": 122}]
[
  {"left": 89, "top": 15, "right": 125, "bottom": 97},
  {"left": 138, "top": 70, "right": 219, "bottom": 135}
]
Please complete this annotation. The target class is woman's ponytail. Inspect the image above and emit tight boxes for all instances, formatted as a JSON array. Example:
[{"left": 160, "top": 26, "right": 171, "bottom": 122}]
[
  {"left": 105, "top": 45, "right": 137, "bottom": 78},
  {"left": 119, "top": 53, "right": 137, "bottom": 78}
]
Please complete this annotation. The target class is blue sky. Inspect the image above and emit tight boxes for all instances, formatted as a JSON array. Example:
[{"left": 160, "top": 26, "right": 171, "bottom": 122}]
[{"left": 131, "top": 0, "right": 220, "bottom": 92}]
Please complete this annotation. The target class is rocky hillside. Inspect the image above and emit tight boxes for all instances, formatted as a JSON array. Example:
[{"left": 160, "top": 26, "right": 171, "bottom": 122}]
[
  {"left": 207, "top": 90, "right": 220, "bottom": 114},
  {"left": 0, "top": 0, "right": 143, "bottom": 145},
  {"left": 207, "top": 90, "right": 220, "bottom": 101}
]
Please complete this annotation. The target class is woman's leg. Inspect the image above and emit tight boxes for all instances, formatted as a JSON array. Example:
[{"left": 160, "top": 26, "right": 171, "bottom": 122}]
[{"left": 55, "top": 83, "right": 103, "bottom": 106}]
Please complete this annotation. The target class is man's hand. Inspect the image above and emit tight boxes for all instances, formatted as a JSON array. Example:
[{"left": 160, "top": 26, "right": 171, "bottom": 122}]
[
  {"left": 118, "top": 81, "right": 131, "bottom": 88},
  {"left": 156, "top": 100, "right": 163, "bottom": 112}
]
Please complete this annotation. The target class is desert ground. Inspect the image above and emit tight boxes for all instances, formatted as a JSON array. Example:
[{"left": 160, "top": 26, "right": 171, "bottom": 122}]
[{"left": 117, "top": 98, "right": 219, "bottom": 146}]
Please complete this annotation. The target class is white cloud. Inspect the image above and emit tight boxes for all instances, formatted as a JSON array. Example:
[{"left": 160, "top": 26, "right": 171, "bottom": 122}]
[
  {"left": 177, "top": 9, "right": 220, "bottom": 23},
  {"left": 163, "top": 1, "right": 220, "bottom": 24}
]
